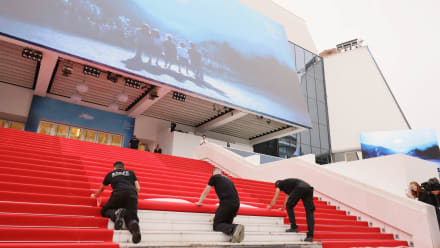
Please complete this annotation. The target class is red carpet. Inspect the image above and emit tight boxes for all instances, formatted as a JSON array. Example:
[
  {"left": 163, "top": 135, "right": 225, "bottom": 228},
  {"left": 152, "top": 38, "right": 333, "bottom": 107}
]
[{"left": 0, "top": 127, "right": 408, "bottom": 247}]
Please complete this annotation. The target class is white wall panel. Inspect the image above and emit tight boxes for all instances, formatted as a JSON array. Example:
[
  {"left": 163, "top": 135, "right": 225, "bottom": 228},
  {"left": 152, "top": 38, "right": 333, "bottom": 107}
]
[
  {"left": 0, "top": 83, "right": 34, "bottom": 121},
  {"left": 324, "top": 47, "right": 409, "bottom": 153}
]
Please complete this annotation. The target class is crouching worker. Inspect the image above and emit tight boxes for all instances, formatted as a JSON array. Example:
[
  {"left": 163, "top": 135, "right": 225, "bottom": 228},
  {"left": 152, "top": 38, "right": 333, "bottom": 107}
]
[
  {"left": 267, "top": 178, "right": 315, "bottom": 242},
  {"left": 196, "top": 168, "right": 245, "bottom": 243},
  {"left": 91, "top": 161, "right": 141, "bottom": 244}
]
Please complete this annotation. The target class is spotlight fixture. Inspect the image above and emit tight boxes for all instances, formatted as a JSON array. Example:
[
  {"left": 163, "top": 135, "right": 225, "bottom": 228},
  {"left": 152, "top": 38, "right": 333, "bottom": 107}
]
[
  {"left": 83, "top": 65, "right": 101, "bottom": 77},
  {"left": 149, "top": 89, "right": 159, "bottom": 100},
  {"left": 106, "top": 72, "right": 121, "bottom": 83},
  {"left": 62, "top": 65, "right": 73, "bottom": 76},
  {"left": 124, "top": 78, "right": 142, "bottom": 89},
  {"left": 117, "top": 92, "right": 129, "bottom": 103},
  {"left": 22, "top": 48, "right": 42, "bottom": 62},
  {"left": 108, "top": 102, "right": 119, "bottom": 111},
  {"left": 70, "top": 93, "right": 82, "bottom": 104},
  {"left": 172, "top": 91, "right": 186, "bottom": 102}
]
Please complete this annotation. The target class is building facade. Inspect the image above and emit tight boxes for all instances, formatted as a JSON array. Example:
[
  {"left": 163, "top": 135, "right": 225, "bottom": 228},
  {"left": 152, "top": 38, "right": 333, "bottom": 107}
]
[{"left": 255, "top": 42, "right": 332, "bottom": 164}]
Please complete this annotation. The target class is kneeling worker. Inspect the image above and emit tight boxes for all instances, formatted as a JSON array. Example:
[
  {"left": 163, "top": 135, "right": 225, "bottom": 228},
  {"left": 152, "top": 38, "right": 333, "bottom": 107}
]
[
  {"left": 196, "top": 168, "right": 245, "bottom": 243},
  {"left": 267, "top": 178, "right": 315, "bottom": 242},
  {"left": 91, "top": 161, "right": 141, "bottom": 243}
]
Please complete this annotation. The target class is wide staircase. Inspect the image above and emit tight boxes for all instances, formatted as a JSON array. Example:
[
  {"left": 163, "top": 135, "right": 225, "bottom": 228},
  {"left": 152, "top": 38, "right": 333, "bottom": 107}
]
[{"left": 0, "top": 127, "right": 408, "bottom": 248}]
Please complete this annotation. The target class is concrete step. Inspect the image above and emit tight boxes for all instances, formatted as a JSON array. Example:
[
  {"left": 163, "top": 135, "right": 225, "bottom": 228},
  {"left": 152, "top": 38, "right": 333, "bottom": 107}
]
[
  {"left": 119, "top": 241, "right": 321, "bottom": 248},
  {"left": 113, "top": 220, "right": 288, "bottom": 233},
  {"left": 114, "top": 230, "right": 307, "bottom": 243},
  {"left": 137, "top": 210, "right": 284, "bottom": 225}
]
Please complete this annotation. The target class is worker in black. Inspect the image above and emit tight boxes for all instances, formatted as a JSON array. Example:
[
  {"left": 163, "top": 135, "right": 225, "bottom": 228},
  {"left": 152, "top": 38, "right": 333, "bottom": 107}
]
[
  {"left": 129, "top": 135, "right": 140, "bottom": 149},
  {"left": 91, "top": 161, "right": 141, "bottom": 244},
  {"left": 267, "top": 178, "right": 315, "bottom": 242},
  {"left": 196, "top": 168, "right": 245, "bottom": 243}
]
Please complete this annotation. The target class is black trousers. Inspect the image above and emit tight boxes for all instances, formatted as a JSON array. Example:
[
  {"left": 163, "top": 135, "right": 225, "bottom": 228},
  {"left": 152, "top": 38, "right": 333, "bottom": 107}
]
[
  {"left": 286, "top": 187, "right": 315, "bottom": 237},
  {"left": 213, "top": 200, "right": 240, "bottom": 235},
  {"left": 101, "top": 191, "right": 139, "bottom": 225}
]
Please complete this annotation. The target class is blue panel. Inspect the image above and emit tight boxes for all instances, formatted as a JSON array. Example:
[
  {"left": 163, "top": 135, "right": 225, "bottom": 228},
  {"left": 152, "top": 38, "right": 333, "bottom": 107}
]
[
  {"left": 360, "top": 129, "right": 440, "bottom": 168},
  {"left": 0, "top": 0, "right": 311, "bottom": 128},
  {"left": 25, "top": 96, "right": 134, "bottom": 147}
]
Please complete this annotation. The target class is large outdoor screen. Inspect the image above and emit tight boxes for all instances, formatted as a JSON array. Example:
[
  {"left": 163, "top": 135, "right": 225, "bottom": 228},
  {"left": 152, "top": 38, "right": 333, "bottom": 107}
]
[
  {"left": 0, "top": 0, "right": 311, "bottom": 128},
  {"left": 361, "top": 129, "right": 440, "bottom": 168}
]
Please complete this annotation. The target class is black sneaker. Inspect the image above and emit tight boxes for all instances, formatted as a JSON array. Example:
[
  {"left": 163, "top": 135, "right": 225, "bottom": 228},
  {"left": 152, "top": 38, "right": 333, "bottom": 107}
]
[
  {"left": 231, "top": 224, "right": 245, "bottom": 243},
  {"left": 304, "top": 236, "right": 313, "bottom": 242},
  {"left": 114, "top": 208, "right": 126, "bottom": 230},
  {"left": 128, "top": 220, "right": 142, "bottom": 244},
  {"left": 285, "top": 227, "right": 298, "bottom": 233}
]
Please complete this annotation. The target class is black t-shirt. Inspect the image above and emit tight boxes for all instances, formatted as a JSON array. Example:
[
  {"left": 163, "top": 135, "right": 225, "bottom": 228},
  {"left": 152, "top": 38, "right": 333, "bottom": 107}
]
[
  {"left": 276, "top": 178, "right": 312, "bottom": 195},
  {"left": 208, "top": 174, "right": 239, "bottom": 203},
  {"left": 129, "top": 138, "right": 140, "bottom": 148},
  {"left": 103, "top": 169, "right": 138, "bottom": 193}
]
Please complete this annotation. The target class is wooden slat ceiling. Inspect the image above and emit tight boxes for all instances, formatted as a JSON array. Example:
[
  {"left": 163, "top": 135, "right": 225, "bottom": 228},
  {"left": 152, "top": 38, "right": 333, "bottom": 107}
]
[
  {"left": 49, "top": 58, "right": 152, "bottom": 110},
  {"left": 144, "top": 91, "right": 291, "bottom": 140},
  {"left": 143, "top": 91, "right": 231, "bottom": 127},
  {"left": 211, "top": 114, "right": 290, "bottom": 140},
  {"left": 0, "top": 40, "right": 38, "bottom": 89}
]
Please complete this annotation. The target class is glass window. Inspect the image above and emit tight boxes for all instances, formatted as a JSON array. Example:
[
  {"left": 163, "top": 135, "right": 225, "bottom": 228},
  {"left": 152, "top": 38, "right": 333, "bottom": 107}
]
[
  {"left": 319, "top": 124, "right": 330, "bottom": 150},
  {"left": 306, "top": 76, "right": 316, "bottom": 100},
  {"left": 111, "top": 135, "right": 122, "bottom": 147},
  {"left": 84, "top": 130, "right": 97, "bottom": 143},
  {"left": 308, "top": 99, "right": 318, "bottom": 123},
  {"left": 317, "top": 101, "right": 328, "bottom": 125},
  {"left": 314, "top": 59, "right": 324, "bottom": 80},
  {"left": 300, "top": 74, "right": 307, "bottom": 98},
  {"left": 97, "top": 133, "right": 110, "bottom": 145},
  {"left": 310, "top": 123, "right": 321, "bottom": 148},
  {"left": 0, "top": 120, "right": 6, "bottom": 128},
  {"left": 300, "top": 144, "right": 311, "bottom": 155},
  {"left": 69, "top": 127, "right": 83, "bottom": 140},
  {"left": 312, "top": 146, "right": 321, "bottom": 155},
  {"left": 55, "top": 125, "right": 69, "bottom": 138},
  {"left": 8, "top": 122, "right": 24, "bottom": 130},
  {"left": 295, "top": 45, "right": 305, "bottom": 72},
  {"left": 315, "top": 78, "right": 326, "bottom": 102},
  {"left": 305, "top": 50, "right": 314, "bottom": 66},
  {"left": 39, "top": 122, "right": 54, "bottom": 135},
  {"left": 300, "top": 129, "right": 311, "bottom": 146}
]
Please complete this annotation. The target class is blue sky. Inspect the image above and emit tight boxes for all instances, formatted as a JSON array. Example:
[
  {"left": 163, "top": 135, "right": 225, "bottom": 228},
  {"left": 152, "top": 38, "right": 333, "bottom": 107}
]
[{"left": 360, "top": 129, "right": 439, "bottom": 153}]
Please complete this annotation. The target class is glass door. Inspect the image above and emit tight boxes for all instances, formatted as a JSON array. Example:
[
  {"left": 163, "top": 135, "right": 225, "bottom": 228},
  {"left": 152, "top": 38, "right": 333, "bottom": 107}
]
[
  {"left": 69, "top": 127, "right": 83, "bottom": 140},
  {"left": 55, "top": 125, "right": 69, "bottom": 138},
  {"left": 38, "top": 122, "right": 54, "bottom": 135},
  {"left": 111, "top": 135, "right": 122, "bottom": 147},
  {"left": 97, "top": 133, "right": 110, "bottom": 145},
  {"left": 8, "top": 122, "right": 24, "bottom": 130},
  {"left": 84, "top": 130, "right": 97, "bottom": 143}
]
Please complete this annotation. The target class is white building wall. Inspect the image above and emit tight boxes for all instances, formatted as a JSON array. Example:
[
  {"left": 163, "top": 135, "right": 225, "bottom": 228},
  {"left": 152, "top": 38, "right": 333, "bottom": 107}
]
[
  {"left": 134, "top": 115, "right": 253, "bottom": 158},
  {"left": 238, "top": 0, "right": 317, "bottom": 54},
  {"left": 0, "top": 83, "right": 34, "bottom": 122},
  {"left": 321, "top": 155, "right": 439, "bottom": 197},
  {"left": 323, "top": 47, "right": 409, "bottom": 153}
]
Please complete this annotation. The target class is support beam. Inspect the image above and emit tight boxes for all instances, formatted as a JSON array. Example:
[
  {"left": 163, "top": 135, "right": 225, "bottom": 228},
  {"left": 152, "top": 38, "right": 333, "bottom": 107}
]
[
  {"left": 34, "top": 50, "right": 58, "bottom": 96},
  {"left": 127, "top": 87, "right": 171, "bottom": 118},
  {"left": 196, "top": 110, "right": 248, "bottom": 133},
  {"left": 249, "top": 126, "right": 300, "bottom": 145}
]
